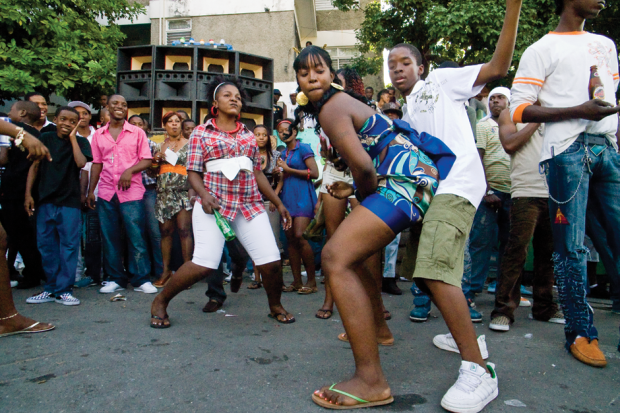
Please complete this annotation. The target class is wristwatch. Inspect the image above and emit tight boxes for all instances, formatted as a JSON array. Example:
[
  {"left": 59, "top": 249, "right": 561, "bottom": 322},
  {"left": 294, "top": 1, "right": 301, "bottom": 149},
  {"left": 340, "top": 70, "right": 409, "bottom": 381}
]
[{"left": 486, "top": 190, "right": 494, "bottom": 196}]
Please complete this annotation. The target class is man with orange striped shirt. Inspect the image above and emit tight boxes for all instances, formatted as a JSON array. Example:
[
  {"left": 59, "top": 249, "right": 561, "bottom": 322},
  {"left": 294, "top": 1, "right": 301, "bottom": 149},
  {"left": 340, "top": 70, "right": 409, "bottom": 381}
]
[{"left": 510, "top": 0, "right": 619, "bottom": 368}]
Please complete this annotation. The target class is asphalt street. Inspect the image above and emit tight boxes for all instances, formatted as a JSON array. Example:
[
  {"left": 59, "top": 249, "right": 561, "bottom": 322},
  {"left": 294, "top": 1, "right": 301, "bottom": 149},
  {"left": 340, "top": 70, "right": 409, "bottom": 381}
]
[{"left": 1, "top": 273, "right": 619, "bottom": 413}]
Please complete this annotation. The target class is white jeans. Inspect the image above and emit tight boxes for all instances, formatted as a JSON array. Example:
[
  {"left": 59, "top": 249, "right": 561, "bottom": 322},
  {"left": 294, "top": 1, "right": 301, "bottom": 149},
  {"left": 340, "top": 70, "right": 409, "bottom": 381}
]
[{"left": 192, "top": 206, "right": 280, "bottom": 269}]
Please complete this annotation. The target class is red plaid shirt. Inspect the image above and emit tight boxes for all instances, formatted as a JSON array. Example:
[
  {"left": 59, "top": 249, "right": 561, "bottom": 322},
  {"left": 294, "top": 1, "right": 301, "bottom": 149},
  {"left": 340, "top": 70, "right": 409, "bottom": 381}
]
[{"left": 187, "top": 119, "right": 264, "bottom": 221}]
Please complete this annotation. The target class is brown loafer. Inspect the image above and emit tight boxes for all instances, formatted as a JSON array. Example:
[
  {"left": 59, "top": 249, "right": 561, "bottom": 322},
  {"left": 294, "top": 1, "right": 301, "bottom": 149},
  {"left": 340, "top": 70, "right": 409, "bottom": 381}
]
[
  {"left": 570, "top": 337, "right": 607, "bottom": 368},
  {"left": 202, "top": 299, "right": 223, "bottom": 313}
]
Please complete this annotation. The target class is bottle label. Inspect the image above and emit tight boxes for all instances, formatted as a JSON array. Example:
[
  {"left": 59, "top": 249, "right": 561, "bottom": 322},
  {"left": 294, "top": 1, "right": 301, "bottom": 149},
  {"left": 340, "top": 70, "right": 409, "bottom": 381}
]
[{"left": 593, "top": 86, "right": 605, "bottom": 100}]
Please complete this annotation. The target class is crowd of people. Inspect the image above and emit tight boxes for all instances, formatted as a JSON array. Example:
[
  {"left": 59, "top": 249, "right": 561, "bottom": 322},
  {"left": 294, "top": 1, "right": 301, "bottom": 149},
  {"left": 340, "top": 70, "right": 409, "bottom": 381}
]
[{"left": 0, "top": 0, "right": 619, "bottom": 412}]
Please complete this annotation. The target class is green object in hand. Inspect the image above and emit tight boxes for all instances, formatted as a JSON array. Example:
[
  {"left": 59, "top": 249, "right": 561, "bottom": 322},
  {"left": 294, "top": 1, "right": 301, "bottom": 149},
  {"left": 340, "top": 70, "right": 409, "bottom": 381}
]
[{"left": 214, "top": 210, "right": 236, "bottom": 241}]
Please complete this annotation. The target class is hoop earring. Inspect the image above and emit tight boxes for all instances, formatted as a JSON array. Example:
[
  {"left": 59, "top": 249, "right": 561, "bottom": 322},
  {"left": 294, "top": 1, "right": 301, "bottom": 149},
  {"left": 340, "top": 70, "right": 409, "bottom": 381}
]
[
  {"left": 331, "top": 83, "right": 344, "bottom": 91},
  {"left": 296, "top": 91, "right": 309, "bottom": 106},
  {"left": 211, "top": 106, "right": 218, "bottom": 117}
]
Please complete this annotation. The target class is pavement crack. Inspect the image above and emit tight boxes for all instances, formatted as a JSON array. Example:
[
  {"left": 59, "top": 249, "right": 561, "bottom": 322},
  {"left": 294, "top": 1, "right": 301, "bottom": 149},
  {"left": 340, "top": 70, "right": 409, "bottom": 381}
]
[{"left": 0, "top": 352, "right": 60, "bottom": 367}]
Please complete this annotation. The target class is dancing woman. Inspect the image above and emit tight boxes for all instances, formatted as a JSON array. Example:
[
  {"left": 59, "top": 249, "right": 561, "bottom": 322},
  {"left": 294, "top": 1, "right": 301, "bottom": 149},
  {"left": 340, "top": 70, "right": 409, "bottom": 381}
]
[
  {"left": 150, "top": 76, "right": 294, "bottom": 327},
  {"left": 291, "top": 46, "right": 455, "bottom": 409}
]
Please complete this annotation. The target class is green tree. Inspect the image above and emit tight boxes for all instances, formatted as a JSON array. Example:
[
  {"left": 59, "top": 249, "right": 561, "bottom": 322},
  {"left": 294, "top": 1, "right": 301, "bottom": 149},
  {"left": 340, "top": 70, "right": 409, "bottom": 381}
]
[
  {"left": 0, "top": 0, "right": 145, "bottom": 104},
  {"left": 333, "top": 0, "right": 619, "bottom": 83}
]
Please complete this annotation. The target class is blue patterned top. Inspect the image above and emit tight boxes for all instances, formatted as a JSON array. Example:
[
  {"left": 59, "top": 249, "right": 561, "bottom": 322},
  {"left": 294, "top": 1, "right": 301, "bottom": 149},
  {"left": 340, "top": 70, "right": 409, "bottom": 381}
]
[{"left": 357, "top": 114, "right": 456, "bottom": 217}]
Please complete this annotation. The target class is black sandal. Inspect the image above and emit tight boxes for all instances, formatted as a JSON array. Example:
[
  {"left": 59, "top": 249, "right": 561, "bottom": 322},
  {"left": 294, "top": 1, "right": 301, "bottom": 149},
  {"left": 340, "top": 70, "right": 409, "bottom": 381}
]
[
  {"left": 268, "top": 312, "right": 296, "bottom": 324},
  {"left": 150, "top": 314, "right": 170, "bottom": 329},
  {"left": 247, "top": 281, "right": 262, "bottom": 290},
  {"left": 315, "top": 309, "right": 333, "bottom": 319}
]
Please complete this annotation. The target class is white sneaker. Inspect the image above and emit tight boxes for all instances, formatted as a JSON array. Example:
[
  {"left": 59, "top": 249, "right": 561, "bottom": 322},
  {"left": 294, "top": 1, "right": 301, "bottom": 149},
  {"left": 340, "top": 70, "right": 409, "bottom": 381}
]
[
  {"left": 433, "top": 333, "right": 489, "bottom": 360},
  {"left": 134, "top": 282, "right": 157, "bottom": 294},
  {"left": 99, "top": 281, "right": 124, "bottom": 294},
  {"left": 26, "top": 291, "right": 55, "bottom": 304},
  {"left": 519, "top": 297, "right": 531, "bottom": 307},
  {"left": 55, "top": 292, "right": 80, "bottom": 306},
  {"left": 10, "top": 280, "right": 18, "bottom": 288},
  {"left": 441, "top": 361, "right": 498, "bottom": 413},
  {"left": 224, "top": 274, "right": 232, "bottom": 282}
]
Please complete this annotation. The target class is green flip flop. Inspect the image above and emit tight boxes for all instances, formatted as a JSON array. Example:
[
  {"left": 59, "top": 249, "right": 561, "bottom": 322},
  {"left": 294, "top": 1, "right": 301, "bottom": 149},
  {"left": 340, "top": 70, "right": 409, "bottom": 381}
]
[{"left": 311, "top": 383, "right": 394, "bottom": 410}]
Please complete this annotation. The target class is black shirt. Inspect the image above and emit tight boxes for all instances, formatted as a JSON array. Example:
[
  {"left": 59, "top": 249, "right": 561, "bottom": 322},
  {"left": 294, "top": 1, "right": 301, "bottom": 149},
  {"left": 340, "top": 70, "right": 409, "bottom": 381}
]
[
  {"left": 273, "top": 105, "right": 284, "bottom": 125},
  {"left": 37, "top": 132, "right": 92, "bottom": 209},
  {"left": 40, "top": 123, "right": 57, "bottom": 134},
  {"left": 0, "top": 122, "right": 39, "bottom": 202}
]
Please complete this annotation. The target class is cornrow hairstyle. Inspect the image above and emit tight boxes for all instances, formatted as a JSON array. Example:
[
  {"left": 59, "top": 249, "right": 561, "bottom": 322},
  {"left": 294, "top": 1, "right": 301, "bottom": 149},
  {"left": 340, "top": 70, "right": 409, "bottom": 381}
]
[
  {"left": 336, "top": 67, "right": 366, "bottom": 96},
  {"left": 253, "top": 124, "right": 274, "bottom": 169},
  {"left": 292, "top": 46, "right": 371, "bottom": 136},
  {"left": 204, "top": 75, "right": 248, "bottom": 121}
]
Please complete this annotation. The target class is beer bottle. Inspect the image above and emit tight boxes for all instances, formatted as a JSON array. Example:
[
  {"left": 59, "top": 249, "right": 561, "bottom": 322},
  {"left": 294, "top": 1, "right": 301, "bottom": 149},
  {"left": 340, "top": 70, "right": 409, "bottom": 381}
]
[
  {"left": 214, "top": 209, "right": 236, "bottom": 241},
  {"left": 589, "top": 65, "right": 605, "bottom": 100}
]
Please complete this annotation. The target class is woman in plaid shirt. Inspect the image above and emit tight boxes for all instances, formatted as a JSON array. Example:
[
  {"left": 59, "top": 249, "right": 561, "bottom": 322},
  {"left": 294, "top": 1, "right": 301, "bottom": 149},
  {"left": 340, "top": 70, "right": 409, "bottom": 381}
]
[{"left": 150, "top": 77, "right": 294, "bottom": 327}]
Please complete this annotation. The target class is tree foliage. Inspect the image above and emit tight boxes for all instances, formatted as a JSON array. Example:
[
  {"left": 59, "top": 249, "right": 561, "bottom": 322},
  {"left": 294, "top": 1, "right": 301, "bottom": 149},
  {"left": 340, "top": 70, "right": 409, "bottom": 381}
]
[
  {"left": 333, "top": 0, "right": 620, "bottom": 84},
  {"left": 0, "top": 0, "right": 145, "bottom": 104}
]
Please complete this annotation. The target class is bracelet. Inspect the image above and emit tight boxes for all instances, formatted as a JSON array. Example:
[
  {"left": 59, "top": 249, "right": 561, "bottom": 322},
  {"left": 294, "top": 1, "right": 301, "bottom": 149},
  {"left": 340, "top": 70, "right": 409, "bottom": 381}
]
[
  {"left": 306, "top": 168, "right": 311, "bottom": 180},
  {"left": 14, "top": 127, "right": 25, "bottom": 151}
]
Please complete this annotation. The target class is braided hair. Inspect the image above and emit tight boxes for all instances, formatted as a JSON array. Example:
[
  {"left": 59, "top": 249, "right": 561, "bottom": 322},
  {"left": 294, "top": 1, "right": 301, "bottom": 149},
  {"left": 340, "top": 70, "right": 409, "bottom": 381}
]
[
  {"left": 336, "top": 67, "right": 366, "bottom": 97},
  {"left": 291, "top": 47, "right": 371, "bottom": 137}
]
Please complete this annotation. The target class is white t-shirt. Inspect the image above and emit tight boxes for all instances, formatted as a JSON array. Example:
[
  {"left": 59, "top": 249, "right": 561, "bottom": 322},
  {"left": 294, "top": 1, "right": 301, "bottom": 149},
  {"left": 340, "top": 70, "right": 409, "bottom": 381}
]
[
  {"left": 80, "top": 126, "right": 98, "bottom": 198},
  {"left": 510, "top": 124, "right": 548, "bottom": 199},
  {"left": 403, "top": 65, "right": 486, "bottom": 208},
  {"left": 287, "top": 103, "right": 298, "bottom": 120},
  {"left": 510, "top": 32, "right": 619, "bottom": 162}
]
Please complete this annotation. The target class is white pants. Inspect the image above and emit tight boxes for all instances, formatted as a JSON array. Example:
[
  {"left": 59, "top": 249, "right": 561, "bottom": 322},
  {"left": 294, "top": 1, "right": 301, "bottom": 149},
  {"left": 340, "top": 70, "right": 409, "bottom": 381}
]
[{"left": 192, "top": 206, "right": 280, "bottom": 269}]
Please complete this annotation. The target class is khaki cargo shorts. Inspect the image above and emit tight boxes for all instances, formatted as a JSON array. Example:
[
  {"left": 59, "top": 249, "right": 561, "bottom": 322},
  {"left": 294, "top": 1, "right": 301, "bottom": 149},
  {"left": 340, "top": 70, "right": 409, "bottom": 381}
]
[{"left": 400, "top": 194, "right": 476, "bottom": 294}]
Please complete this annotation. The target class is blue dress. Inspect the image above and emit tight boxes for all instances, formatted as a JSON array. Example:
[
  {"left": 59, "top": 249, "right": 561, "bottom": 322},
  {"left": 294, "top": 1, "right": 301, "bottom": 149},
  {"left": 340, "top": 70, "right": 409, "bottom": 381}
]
[{"left": 280, "top": 141, "right": 318, "bottom": 218}]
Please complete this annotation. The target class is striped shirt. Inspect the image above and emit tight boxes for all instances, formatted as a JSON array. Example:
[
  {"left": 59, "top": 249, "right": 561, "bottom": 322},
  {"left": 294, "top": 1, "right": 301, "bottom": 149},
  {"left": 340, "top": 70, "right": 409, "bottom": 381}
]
[{"left": 476, "top": 118, "right": 511, "bottom": 194}]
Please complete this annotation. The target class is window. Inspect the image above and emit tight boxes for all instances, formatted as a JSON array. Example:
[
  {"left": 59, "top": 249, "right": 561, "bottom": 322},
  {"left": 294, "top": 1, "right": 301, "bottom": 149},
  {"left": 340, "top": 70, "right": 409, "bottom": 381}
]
[
  {"left": 315, "top": 0, "right": 359, "bottom": 11},
  {"left": 326, "top": 47, "right": 361, "bottom": 69},
  {"left": 166, "top": 19, "right": 191, "bottom": 45}
]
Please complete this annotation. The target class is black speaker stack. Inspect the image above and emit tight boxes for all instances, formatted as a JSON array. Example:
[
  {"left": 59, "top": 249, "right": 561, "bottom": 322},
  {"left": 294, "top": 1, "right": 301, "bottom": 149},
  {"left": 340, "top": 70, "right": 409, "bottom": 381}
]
[{"left": 116, "top": 45, "right": 274, "bottom": 132}]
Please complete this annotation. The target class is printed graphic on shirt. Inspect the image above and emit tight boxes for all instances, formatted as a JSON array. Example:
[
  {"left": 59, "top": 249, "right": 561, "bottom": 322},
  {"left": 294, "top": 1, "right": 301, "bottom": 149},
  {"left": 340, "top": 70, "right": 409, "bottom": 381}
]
[
  {"left": 588, "top": 41, "right": 615, "bottom": 77},
  {"left": 411, "top": 81, "right": 440, "bottom": 114}
]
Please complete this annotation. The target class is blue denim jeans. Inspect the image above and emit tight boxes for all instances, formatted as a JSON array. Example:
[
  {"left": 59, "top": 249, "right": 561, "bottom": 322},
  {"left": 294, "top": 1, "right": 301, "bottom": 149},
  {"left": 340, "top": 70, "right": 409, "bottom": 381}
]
[
  {"left": 543, "top": 138, "right": 620, "bottom": 348},
  {"left": 383, "top": 233, "right": 401, "bottom": 279},
  {"left": 143, "top": 187, "right": 163, "bottom": 277},
  {"left": 462, "top": 189, "right": 511, "bottom": 300},
  {"left": 37, "top": 204, "right": 81, "bottom": 295},
  {"left": 98, "top": 195, "right": 151, "bottom": 287}
]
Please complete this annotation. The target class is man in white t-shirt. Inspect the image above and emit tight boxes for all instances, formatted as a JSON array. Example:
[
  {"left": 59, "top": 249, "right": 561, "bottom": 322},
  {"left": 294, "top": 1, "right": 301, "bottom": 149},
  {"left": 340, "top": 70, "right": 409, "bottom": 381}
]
[
  {"left": 388, "top": 1, "right": 523, "bottom": 411},
  {"left": 510, "top": 0, "right": 618, "bottom": 368},
  {"left": 489, "top": 108, "right": 563, "bottom": 332}
]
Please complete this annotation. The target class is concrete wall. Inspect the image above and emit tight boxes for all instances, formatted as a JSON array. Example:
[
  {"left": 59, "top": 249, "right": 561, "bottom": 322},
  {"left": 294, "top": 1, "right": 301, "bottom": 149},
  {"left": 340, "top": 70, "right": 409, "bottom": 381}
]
[
  {"left": 315, "top": 0, "right": 371, "bottom": 31},
  {"left": 151, "top": 11, "right": 298, "bottom": 83}
]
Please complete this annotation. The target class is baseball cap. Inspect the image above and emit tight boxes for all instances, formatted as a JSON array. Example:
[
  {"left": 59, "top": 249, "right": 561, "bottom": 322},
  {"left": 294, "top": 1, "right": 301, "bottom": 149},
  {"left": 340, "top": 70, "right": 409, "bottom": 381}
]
[{"left": 68, "top": 101, "right": 91, "bottom": 113}]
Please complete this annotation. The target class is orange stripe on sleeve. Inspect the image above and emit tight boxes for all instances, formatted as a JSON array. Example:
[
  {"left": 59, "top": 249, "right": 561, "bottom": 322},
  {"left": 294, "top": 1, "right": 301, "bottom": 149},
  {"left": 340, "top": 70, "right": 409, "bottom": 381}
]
[
  {"left": 513, "top": 80, "right": 544, "bottom": 87},
  {"left": 514, "top": 77, "right": 544, "bottom": 84},
  {"left": 512, "top": 103, "right": 532, "bottom": 124}
]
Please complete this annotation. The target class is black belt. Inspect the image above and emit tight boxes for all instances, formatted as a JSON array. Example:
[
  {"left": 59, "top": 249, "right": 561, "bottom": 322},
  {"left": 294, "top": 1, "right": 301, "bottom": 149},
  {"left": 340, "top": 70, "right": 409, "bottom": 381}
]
[{"left": 575, "top": 133, "right": 608, "bottom": 146}]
